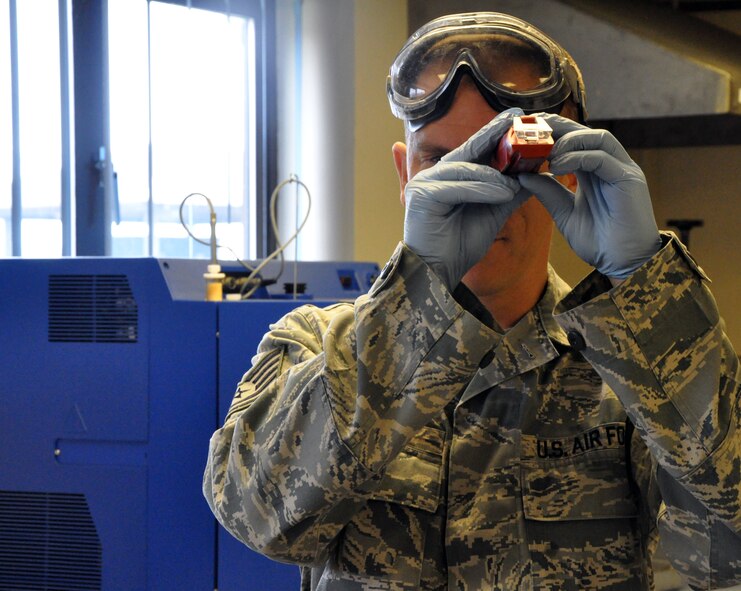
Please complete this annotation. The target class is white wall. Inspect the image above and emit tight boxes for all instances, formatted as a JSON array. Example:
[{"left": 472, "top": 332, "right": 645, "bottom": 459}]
[
  {"left": 275, "top": 0, "right": 357, "bottom": 261},
  {"left": 275, "top": 0, "right": 407, "bottom": 265}
]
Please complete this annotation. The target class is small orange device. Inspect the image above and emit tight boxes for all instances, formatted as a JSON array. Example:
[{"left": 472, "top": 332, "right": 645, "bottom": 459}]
[{"left": 493, "top": 115, "right": 554, "bottom": 174}]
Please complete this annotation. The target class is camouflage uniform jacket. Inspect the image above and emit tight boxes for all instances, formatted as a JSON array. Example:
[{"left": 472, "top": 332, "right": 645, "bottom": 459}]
[{"left": 204, "top": 234, "right": 741, "bottom": 590}]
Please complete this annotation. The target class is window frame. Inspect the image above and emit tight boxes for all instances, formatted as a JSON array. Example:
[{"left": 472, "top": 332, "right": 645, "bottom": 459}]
[{"left": 71, "top": 0, "right": 276, "bottom": 256}]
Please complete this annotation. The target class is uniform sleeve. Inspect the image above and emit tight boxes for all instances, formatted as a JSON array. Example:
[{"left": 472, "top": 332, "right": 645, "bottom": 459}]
[
  {"left": 203, "top": 243, "right": 499, "bottom": 565},
  {"left": 554, "top": 233, "right": 741, "bottom": 589}
]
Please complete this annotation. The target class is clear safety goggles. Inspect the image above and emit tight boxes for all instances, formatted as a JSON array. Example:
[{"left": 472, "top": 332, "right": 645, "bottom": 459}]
[{"left": 387, "top": 12, "right": 586, "bottom": 130}]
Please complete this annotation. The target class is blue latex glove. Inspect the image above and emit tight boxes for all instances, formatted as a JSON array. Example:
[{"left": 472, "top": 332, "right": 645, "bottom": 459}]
[
  {"left": 403, "top": 109, "right": 531, "bottom": 290},
  {"left": 518, "top": 114, "right": 661, "bottom": 280}
]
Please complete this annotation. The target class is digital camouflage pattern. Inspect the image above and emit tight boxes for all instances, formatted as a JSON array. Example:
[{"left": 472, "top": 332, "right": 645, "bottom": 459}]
[{"left": 204, "top": 233, "right": 741, "bottom": 590}]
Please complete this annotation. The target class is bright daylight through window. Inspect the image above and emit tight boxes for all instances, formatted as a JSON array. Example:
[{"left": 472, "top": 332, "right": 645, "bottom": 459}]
[
  {"left": 109, "top": 0, "right": 257, "bottom": 259},
  {"left": 1, "top": 0, "right": 63, "bottom": 257},
  {"left": 1, "top": 0, "right": 257, "bottom": 259}
]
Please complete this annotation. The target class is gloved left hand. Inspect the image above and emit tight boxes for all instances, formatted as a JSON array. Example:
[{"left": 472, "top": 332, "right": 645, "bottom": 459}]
[{"left": 518, "top": 114, "right": 661, "bottom": 280}]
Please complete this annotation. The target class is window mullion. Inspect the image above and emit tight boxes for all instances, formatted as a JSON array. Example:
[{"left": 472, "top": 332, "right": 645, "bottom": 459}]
[
  {"left": 72, "top": 0, "right": 111, "bottom": 255},
  {"left": 147, "top": 0, "right": 154, "bottom": 256},
  {"left": 9, "top": 0, "right": 21, "bottom": 256},
  {"left": 59, "top": 0, "right": 73, "bottom": 256}
]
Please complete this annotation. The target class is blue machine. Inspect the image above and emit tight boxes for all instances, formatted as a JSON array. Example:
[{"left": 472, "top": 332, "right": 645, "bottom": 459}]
[{"left": 0, "top": 257, "right": 379, "bottom": 590}]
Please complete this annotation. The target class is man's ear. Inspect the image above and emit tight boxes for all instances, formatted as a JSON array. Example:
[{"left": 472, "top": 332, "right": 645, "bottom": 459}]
[{"left": 392, "top": 141, "right": 408, "bottom": 206}]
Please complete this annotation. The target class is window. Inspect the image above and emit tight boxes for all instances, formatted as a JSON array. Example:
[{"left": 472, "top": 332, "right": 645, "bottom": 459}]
[
  {"left": 1, "top": 0, "right": 68, "bottom": 257},
  {"left": 109, "top": 0, "right": 258, "bottom": 259},
  {"left": 0, "top": 3, "right": 11, "bottom": 255},
  {"left": 1, "top": 0, "right": 273, "bottom": 259}
]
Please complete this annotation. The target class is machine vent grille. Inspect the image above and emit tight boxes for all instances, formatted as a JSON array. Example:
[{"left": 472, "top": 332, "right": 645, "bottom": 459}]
[
  {"left": 0, "top": 490, "right": 102, "bottom": 590},
  {"left": 48, "top": 275, "right": 138, "bottom": 343}
]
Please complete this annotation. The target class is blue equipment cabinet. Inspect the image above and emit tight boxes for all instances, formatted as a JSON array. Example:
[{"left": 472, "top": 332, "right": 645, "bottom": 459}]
[{"left": 0, "top": 257, "right": 378, "bottom": 590}]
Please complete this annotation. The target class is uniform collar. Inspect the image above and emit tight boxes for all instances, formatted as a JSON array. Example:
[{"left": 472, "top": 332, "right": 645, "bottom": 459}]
[
  {"left": 458, "top": 266, "right": 572, "bottom": 405},
  {"left": 536, "top": 265, "right": 572, "bottom": 348}
]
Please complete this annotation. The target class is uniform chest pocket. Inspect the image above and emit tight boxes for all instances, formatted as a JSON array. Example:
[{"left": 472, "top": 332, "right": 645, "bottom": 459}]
[
  {"left": 520, "top": 448, "right": 646, "bottom": 588},
  {"left": 367, "top": 425, "right": 445, "bottom": 513},
  {"left": 522, "top": 451, "right": 639, "bottom": 521},
  {"left": 521, "top": 448, "right": 638, "bottom": 521}
]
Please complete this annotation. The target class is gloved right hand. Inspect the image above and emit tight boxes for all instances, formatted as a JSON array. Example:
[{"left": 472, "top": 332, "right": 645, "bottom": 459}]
[{"left": 403, "top": 109, "right": 531, "bottom": 290}]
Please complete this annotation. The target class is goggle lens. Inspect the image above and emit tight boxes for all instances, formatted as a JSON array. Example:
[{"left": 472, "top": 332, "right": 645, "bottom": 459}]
[
  {"left": 392, "top": 31, "right": 556, "bottom": 101},
  {"left": 387, "top": 13, "right": 586, "bottom": 127}
]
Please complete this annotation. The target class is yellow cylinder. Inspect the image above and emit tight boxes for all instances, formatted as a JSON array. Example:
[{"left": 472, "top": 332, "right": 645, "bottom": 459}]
[
  {"left": 204, "top": 264, "right": 225, "bottom": 301},
  {"left": 205, "top": 280, "right": 223, "bottom": 302}
]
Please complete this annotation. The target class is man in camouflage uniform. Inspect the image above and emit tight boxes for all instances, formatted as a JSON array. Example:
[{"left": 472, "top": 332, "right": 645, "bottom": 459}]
[{"left": 204, "top": 12, "right": 741, "bottom": 590}]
